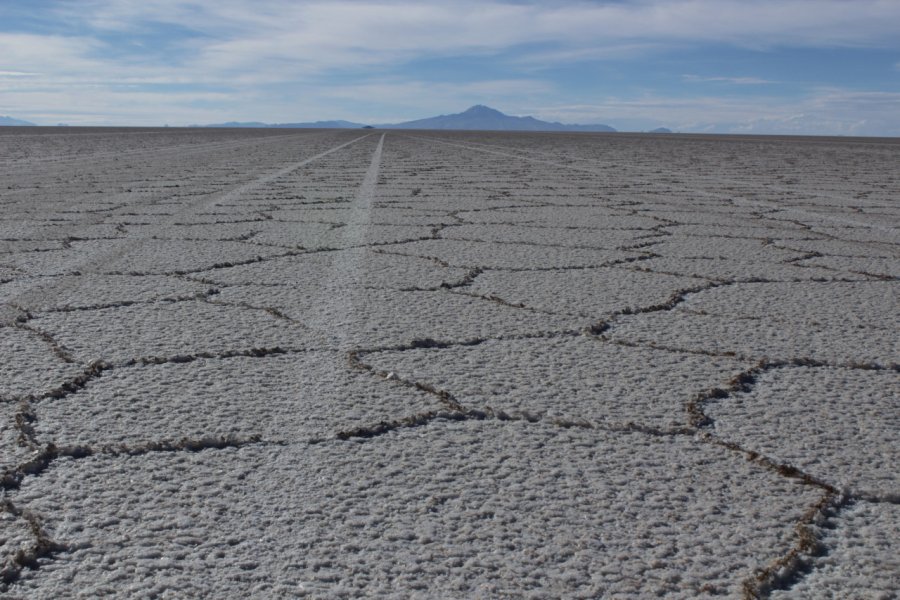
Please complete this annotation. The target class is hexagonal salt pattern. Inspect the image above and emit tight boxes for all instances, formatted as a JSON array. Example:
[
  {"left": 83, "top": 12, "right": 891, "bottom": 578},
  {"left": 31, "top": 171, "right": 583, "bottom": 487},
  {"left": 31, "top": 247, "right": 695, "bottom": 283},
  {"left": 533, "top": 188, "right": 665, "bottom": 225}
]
[
  {"left": 250, "top": 222, "right": 432, "bottom": 249},
  {"left": 1, "top": 401, "right": 33, "bottom": 475},
  {"left": 468, "top": 267, "right": 707, "bottom": 317},
  {"left": 32, "top": 352, "right": 443, "bottom": 447},
  {"left": 0, "top": 509, "right": 36, "bottom": 583},
  {"left": 0, "top": 274, "right": 212, "bottom": 312},
  {"left": 4, "top": 239, "right": 289, "bottom": 276},
  {"left": 28, "top": 301, "right": 322, "bottom": 364},
  {"left": 199, "top": 248, "right": 468, "bottom": 290},
  {"left": 365, "top": 337, "right": 753, "bottom": 429},
  {"left": 643, "top": 237, "right": 808, "bottom": 262},
  {"left": 455, "top": 205, "right": 661, "bottom": 229},
  {"left": 11, "top": 421, "right": 821, "bottom": 598},
  {"left": 632, "top": 256, "right": 861, "bottom": 282},
  {"left": 0, "top": 326, "right": 87, "bottom": 399},
  {"left": 441, "top": 223, "right": 652, "bottom": 249},
  {"left": 609, "top": 282, "right": 899, "bottom": 365},
  {"left": 0, "top": 240, "right": 64, "bottom": 254},
  {"left": 214, "top": 285, "right": 581, "bottom": 349},
  {"left": 773, "top": 238, "right": 899, "bottom": 259},
  {"left": 380, "top": 238, "right": 639, "bottom": 269},
  {"left": 799, "top": 255, "right": 900, "bottom": 279},
  {"left": 770, "top": 502, "right": 900, "bottom": 600},
  {"left": 0, "top": 128, "right": 897, "bottom": 596},
  {"left": 681, "top": 281, "right": 898, "bottom": 329},
  {"left": 611, "top": 311, "right": 897, "bottom": 365},
  {"left": 705, "top": 366, "right": 899, "bottom": 497}
]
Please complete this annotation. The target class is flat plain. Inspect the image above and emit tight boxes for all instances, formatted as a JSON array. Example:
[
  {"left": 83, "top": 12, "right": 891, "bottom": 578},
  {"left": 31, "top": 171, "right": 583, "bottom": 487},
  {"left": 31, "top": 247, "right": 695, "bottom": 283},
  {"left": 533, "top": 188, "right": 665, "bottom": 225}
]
[{"left": 0, "top": 127, "right": 897, "bottom": 598}]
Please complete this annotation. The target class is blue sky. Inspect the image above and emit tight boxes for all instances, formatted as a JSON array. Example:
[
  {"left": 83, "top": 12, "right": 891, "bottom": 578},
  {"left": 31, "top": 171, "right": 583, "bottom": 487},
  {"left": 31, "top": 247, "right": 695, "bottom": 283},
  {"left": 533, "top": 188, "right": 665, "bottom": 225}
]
[{"left": 1, "top": 0, "right": 899, "bottom": 134}]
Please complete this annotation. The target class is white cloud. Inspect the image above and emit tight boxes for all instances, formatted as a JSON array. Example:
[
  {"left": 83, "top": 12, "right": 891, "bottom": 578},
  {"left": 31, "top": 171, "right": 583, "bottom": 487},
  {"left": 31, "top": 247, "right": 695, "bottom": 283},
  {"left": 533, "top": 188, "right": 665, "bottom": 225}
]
[
  {"left": 529, "top": 89, "right": 900, "bottom": 136},
  {"left": 11, "top": 1, "right": 900, "bottom": 79},
  {"left": 42, "top": 1, "right": 900, "bottom": 74},
  {"left": 12, "top": 1, "right": 892, "bottom": 86},
  {"left": 0, "top": 33, "right": 104, "bottom": 73},
  {"left": 683, "top": 75, "right": 777, "bottom": 85},
  {"left": 2, "top": 1, "right": 900, "bottom": 131},
  {"left": 72, "top": 1, "right": 900, "bottom": 44}
]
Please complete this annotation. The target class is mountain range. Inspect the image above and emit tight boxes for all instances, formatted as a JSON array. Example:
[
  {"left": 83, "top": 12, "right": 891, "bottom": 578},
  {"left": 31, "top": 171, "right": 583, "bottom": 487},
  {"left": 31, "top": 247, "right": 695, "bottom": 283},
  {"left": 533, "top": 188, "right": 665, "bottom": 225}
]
[
  {"left": 198, "top": 105, "right": 616, "bottom": 132},
  {"left": 0, "top": 115, "right": 36, "bottom": 126},
  {"left": 199, "top": 119, "right": 363, "bottom": 129},
  {"left": 2, "top": 106, "right": 653, "bottom": 132},
  {"left": 380, "top": 105, "right": 615, "bottom": 132}
]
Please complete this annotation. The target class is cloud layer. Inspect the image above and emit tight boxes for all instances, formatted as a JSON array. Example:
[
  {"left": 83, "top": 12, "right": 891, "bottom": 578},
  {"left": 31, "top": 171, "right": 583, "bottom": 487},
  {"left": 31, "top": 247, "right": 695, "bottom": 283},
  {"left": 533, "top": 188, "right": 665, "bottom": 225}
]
[{"left": 1, "top": 1, "right": 899, "bottom": 133}]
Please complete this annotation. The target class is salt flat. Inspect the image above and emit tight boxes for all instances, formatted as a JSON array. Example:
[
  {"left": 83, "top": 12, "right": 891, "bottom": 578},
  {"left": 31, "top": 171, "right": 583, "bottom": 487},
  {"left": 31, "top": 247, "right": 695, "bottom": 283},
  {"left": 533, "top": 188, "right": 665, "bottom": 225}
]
[{"left": 1, "top": 127, "right": 897, "bottom": 598}]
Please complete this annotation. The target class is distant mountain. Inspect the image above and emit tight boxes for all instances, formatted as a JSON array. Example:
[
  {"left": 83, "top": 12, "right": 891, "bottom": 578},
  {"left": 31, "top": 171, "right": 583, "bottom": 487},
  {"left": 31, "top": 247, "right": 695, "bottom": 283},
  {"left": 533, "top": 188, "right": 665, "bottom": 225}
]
[
  {"left": 382, "top": 105, "right": 615, "bottom": 132},
  {"left": 0, "top": 115, "right": 36, "bottom": 126},
  {"left": 648, "top": 127, "right": 673, "bottom": 133},
  {"left": 190, "top": 106, "right": 615, "bottom": 132},
  {"left": 197, "top": 121, "right": 268, "bottom": 128},
  {"left": 195, "top": 120, "right": 364, "bottom": 129}
]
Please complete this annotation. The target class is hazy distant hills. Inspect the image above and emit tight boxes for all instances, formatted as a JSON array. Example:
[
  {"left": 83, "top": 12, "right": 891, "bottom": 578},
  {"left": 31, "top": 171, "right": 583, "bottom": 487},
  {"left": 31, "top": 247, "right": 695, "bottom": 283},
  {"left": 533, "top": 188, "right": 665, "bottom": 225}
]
[
  {"left": 0, "top": 115, "right": 36, "bottom": 126},
  {"left": 196, "top": 106, "right": 617, "bottom": 132},
  {"left": 382, "top": 105, "right": 616, "bottom": 132},
  {"left": 198, "top": 119, "right": 365, "bottom": 129},
  {"left": 0, "top": 109, "right": 668, "bottom": 133}
]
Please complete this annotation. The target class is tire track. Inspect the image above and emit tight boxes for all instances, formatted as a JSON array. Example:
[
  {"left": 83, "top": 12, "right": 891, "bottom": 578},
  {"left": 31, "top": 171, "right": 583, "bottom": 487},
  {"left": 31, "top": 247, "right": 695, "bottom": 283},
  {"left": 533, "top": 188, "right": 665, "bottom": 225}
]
[
  {"left": 3, "top": 134, "right": 373, "bottom": 312},
  {"left": 302, "top": 133, "right": 386, "bottom": 349}
]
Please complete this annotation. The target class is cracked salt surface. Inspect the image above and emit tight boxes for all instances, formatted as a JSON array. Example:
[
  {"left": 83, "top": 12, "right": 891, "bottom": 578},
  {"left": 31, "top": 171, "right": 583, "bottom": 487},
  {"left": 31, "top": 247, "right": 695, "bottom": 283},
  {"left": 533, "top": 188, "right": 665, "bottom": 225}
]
[
  {"left": 0, "top": 221, "right": 126, "bottom": 241},
  {"left": 365, "top": 336, "right": 755, "bottom": 429},
  {"left": 126, "top": 221, "right": 266, "bottom": 241},
  {"left": 706, "top": 367, "right": 899, "bottom": 498},
  {"left": 0, "top": 128, "right": 898, "bottom": 597},
  {"left": 0, "top": 326, "right": 86, "bottom": 398},
  {"left": 215, "top": 285, "right": 580, "bottom": 348},
  {"left": 0, "top": 508, "right": 35, "bottom": 582},
  {"left": 774, "top": 237, "right": 899, "bottom": 259},
  {"left": 662, "top": 224, "right": 817, "bottom": 240},
  {"left": 809, "top": 225, "right": 899, "bottom": 245},
  {"left": 250, "top": 222, "right": 432, "bottom": 249},
  {"left": 381, "top": 238, "right": 639, "bottom": 269},
  {"left": 680, "top": 281, "right": 898, "bottom": 328},
  {"left": 4, "top": 238, "right": 288, "bottom": 276},
  {"left": 200, "top": 247, "right": 467, "bottom": 289},
  {"left": 0, "top": 403, "right": 33, "bottom": 474},
  {"left": 442, "top": 223, "right": 654, "bottom": 249},
  {"left": 610, "top": 309, "right": 897, "bottom": 364},
  {"left": 468, "top": 267, "right": 707, "bottom": 316},
  {"left": 0, "top": 240, "right": 66, "bottom": 254},
  {"left": 29, "top": 301, "right": 321, "bottom": 363},
  {"left": 769, "top": 502, "right": 900, "bottom": 600},
  {"left": 799, "top": 255, "right": 900, "bottom": 279},
  {"left": 0, "top": 274, "right": 211, "bottom": 312},
  {"left": 610, "top": 280, "right": 898, "bottom": 364},
  {"left": 645, "top": 237, "right": 809, "bottom": 262},
  {"left": 33, "top": 352, "right": 442, "bottom": 446},
  {"left": 267, "top": 206, "right": 451, "bottom": 226},
  {"left": 455, "top": 206, "right": 662, "bottom": 229},
  {"left": 11, "top": 421, "right": 821, "bottom": 599},
  {"left": 634, "top": 256, "right": 862, "bottom": 282}
]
